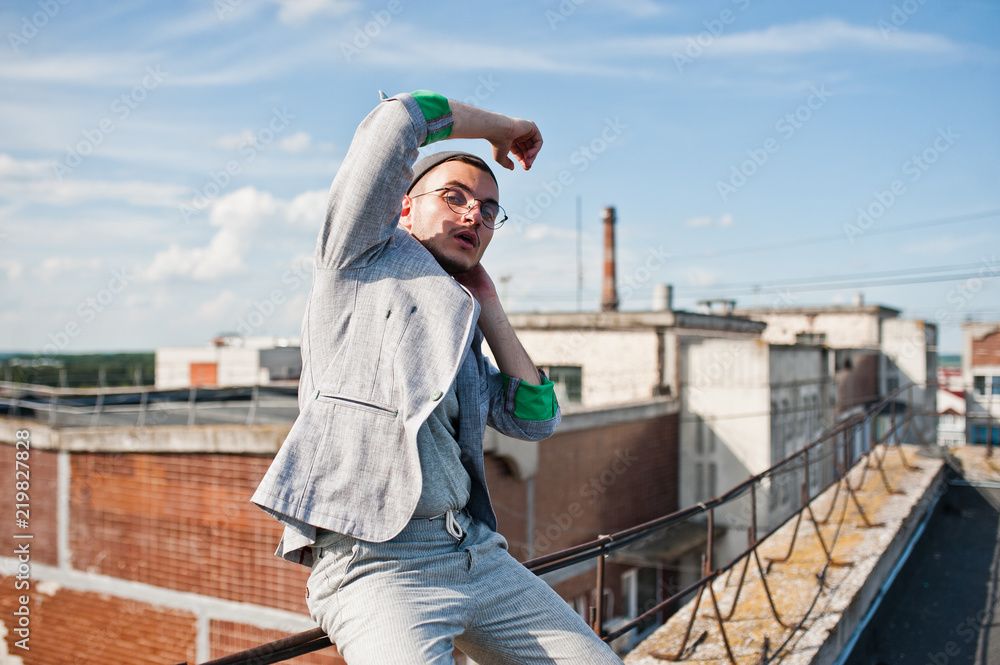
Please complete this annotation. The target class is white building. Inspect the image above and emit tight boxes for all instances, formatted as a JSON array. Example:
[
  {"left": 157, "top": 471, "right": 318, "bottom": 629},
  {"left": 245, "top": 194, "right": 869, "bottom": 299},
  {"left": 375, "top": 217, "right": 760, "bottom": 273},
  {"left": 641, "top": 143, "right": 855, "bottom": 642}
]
[
  {"left": 502, "top": 302, "right": 836, "bottom": 571},
  {"left": 503, "top": 309, "right": 766, "bottom": 409},
  {"left": 155, "top": 335, "right": 301, "bottom": 389},
  {"left": 937, "top": 388, "right": 966, "bottom": 446},
  {"left": 680, "top": 337, "right": 835, "bottom": 567},
  {"left": 734, "top": 302, "right": 937, "bottom": 445},
  {"left": 963, "top": 322, "right": 1000, "bottom": 446}
]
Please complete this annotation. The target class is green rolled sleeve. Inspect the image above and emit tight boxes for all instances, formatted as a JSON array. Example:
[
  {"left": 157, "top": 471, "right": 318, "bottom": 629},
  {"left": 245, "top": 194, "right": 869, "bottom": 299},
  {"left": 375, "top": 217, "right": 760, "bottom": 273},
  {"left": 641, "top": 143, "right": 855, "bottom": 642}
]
[
  {"left": 411, "top": 90, "right": 454, "bottom": 146},
  {"left": 503, "top": 375, "right": 559, "bottom": 422}
]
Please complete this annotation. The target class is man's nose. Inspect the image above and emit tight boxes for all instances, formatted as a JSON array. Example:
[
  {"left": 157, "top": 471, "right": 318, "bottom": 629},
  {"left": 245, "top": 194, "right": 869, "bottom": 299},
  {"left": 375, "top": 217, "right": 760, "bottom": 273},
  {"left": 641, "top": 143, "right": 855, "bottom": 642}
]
[{"left": 460, "top": 202, "right": 484, "bottom": 225}]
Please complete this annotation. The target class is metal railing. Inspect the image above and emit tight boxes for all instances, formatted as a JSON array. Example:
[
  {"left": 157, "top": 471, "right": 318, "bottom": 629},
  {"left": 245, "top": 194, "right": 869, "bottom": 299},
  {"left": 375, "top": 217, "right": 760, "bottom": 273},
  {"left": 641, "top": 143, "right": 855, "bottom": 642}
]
[
  {"left": 0, "top": 381, "right": 299, "bottom": 428},
  {"left": 182, "top": 384, "right": 936, "bottom": 665}
]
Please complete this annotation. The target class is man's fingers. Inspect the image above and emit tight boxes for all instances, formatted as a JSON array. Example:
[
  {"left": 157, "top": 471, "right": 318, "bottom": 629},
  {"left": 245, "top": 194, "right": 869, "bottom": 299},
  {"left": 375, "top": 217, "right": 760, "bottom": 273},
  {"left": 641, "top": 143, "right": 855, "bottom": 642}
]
[
  {"left": 512, "top": 134, "right": 542, "bottom": 170},
  {"left": 493, "top": 146, "right": 515, "bottom": 171}
]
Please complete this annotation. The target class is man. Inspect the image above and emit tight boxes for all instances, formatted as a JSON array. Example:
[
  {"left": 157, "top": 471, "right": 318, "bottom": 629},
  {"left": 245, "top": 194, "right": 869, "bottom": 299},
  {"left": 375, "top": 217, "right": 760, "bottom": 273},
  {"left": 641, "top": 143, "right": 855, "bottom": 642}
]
[{"left": 252, "top": 90, "right": 622, "bottom": 664}]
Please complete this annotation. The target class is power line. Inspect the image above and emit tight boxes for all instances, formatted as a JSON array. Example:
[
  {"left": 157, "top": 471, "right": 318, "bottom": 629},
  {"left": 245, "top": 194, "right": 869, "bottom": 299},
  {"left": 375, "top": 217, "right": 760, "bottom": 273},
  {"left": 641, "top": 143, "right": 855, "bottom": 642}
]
[
  {"left": 666, "top": 209, "right": 1000, "bottom": 263},
  {"left": 678, "top": 261, "right": 991, "bottom": 293},
  {"left": 681, "top": 264, "right": 1000, "bottom": 297},
  {"left": 510, "top": 261, "right": 998, "bottom": 303}
]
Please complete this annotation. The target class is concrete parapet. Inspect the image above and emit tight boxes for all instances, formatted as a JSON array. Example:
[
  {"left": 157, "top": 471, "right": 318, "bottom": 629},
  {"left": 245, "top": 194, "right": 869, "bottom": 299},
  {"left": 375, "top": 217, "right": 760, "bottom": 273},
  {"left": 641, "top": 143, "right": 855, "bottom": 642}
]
[{"left": 626, "top": 444, "right": 944, "bottom": 664}]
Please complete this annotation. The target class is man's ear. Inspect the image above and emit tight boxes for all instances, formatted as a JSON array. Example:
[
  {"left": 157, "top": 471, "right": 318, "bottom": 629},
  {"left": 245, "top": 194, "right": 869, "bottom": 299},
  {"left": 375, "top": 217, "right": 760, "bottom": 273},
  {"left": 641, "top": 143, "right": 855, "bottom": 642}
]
[{"left": 399, "top": 194, "right": 413, "bottom": 231}]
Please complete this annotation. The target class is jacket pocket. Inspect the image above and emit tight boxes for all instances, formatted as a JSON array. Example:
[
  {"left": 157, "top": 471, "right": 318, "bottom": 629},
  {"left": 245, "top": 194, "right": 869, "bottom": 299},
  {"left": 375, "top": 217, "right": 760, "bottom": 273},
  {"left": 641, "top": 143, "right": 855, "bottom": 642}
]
[{"left": 315, "top": 391, "right": 398, "bottom": 418}]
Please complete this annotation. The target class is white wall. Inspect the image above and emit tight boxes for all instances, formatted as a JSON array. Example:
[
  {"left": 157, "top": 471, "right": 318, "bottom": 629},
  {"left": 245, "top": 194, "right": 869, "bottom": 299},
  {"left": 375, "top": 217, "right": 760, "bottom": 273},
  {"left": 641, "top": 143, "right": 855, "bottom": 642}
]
[
  {"left": 155, "top": 347, "right": 221, "bottom": 389},
  {"left": 154, "top": 346, "right": 262, "bottom": 389},
  {"left": 882, "top": 318, "right": 938, "bottom": 444},
  {"left": 747, "top": 311, "right": 882, "bottom": 348},
  {"left": 506, "top": 329, "right": 662, "bottom": 408}
]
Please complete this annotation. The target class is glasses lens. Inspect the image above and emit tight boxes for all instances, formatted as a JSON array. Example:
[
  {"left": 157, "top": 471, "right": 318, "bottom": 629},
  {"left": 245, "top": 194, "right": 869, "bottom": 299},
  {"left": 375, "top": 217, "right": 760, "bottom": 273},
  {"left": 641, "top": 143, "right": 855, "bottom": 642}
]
[
  {"left": 441, "top": 188, "right": 504, "bottom": 229},
  {"left": 443, "top": 189, "right": 468, "bottom": 210},
  {"left": 491, "top": 207, "right": 506, "bottom": 229}
]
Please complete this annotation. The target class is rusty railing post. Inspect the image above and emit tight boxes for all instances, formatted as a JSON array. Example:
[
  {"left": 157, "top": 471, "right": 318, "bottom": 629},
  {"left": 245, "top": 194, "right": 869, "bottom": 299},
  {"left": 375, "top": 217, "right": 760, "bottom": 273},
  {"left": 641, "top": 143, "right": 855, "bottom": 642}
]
[
  {"left": 593, "top": 536, "right": 608, "bottom": 637},
  {"left": 706, "top": 508, "right": 715, "bottom": 576}
]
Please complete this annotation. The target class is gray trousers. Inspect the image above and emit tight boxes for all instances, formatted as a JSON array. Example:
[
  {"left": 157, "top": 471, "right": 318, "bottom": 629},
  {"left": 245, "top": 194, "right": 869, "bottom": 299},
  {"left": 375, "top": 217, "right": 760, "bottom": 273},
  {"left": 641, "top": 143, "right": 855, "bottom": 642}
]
[{"left": 306, "top": 510, "right": 623, "bottom": 664}]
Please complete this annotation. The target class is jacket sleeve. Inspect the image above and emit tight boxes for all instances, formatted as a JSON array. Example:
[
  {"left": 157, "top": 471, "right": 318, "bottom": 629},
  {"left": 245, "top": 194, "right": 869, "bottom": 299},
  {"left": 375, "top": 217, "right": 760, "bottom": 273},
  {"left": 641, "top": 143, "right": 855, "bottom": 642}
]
[
  {"left": 484, "top": 358, "right": 562, "bottom": 440},
  {"left": 315, "top": 91, "right": 452, "bottom": 270}
]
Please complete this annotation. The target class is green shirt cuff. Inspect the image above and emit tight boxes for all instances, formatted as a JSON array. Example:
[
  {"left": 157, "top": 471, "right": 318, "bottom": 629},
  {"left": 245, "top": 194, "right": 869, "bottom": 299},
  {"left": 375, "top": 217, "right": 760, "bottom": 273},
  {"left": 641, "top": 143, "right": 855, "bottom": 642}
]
[
  {"left": 412, "top": 90, "right": 453, "bottom": 146},
  {"left": 503, "top": 375, "right": 558, "bottom": 421}
]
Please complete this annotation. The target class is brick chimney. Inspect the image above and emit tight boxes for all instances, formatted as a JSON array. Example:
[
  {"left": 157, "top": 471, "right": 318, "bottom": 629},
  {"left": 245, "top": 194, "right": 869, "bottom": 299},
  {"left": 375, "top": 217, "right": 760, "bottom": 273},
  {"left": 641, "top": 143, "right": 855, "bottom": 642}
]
[{"left": 601, "top": 206, "right": 619, "bottom": 312}]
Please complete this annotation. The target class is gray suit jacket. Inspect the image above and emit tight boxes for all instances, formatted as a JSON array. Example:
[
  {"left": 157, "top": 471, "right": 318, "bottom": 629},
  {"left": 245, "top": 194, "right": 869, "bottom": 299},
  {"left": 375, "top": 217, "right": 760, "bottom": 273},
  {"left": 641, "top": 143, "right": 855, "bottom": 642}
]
[{"left": 252, "top": 92, "right": 560, "bottom": 563}]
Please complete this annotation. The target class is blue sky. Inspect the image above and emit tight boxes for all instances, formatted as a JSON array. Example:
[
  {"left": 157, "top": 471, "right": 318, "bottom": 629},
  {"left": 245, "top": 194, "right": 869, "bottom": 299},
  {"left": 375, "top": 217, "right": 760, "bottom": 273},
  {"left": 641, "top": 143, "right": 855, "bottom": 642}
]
[{"left": 1, "top": 0, "right": 997, "bottom": 354}]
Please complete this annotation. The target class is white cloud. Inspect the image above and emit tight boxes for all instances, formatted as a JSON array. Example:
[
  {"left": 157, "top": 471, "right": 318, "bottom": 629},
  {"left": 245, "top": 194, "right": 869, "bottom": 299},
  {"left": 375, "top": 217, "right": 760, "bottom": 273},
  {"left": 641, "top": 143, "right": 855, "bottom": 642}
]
[
  {"left": 34, "top": 257, "right": 102, "bottom": 282},
  {"left": 145, "top": 186, "right": 324, "bottom": 281},
  {"left": 686, "top": 267, "right": 717, "bottom": 287},
  {"left": 214, "top": 130, "right": 256, "bottom": 150},
  {"left": 608, "top": 19, "right": 959, "bottom": 59},
  {"left": 0, "top": 260, "right": 23, "bottom": 281},
  {"left": 0, "top": 54, "right": 160, "bottom": 85},
  {"left": 683, "top": 216, "right": 712, "bottom": 227},
  {"left": 215, "top": 128, "right": 311, "bottom": 153},
  {"left": 718, "top": 213, "right": 734, "bottom": 227},
  {"left": 278, "top": 131, "right": 312, "bottom": 153},
  {"left": 0, "top": 154, "right": 51, "bottom": 178},
  {"left": 0, "top": 154, "right": 186, "bottom": 207},
  {"left": 145, "top": 186, "right": 280, "bottom": 281},
  {"left": 196, "top": 289, "right": 242, "bottom": 320},
  {"left": 271, "top": 0, "right": 358, "bottom": 23},
  {"left": 0, "top": 178, "right": 186, "bottom": 207},
  {"left": 522, "top": 224, "right": 579, "bottom": 242},
  {"left": 361, "top": 27, "right": 642, "bottom": 78},
  {"left": 286, "top": 189, "right": 327, "bottom": 227},
  {"left": 588, "top": 0, "right": 665, "bottom": 18}
]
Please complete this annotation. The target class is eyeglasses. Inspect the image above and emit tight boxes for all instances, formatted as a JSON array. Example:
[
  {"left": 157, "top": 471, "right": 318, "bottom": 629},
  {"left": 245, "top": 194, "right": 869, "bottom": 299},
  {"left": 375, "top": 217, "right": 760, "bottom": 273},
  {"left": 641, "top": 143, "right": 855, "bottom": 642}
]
[{"left": 410, "top": 186, "right": 507, "bottom": 230}]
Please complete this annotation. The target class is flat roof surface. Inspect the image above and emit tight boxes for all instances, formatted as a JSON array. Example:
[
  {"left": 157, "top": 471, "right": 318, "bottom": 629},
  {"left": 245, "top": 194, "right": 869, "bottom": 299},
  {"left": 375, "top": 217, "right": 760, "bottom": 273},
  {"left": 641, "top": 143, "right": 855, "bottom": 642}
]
[{"left": 844, "top": 447, "right": 1000, "bottom": 665}]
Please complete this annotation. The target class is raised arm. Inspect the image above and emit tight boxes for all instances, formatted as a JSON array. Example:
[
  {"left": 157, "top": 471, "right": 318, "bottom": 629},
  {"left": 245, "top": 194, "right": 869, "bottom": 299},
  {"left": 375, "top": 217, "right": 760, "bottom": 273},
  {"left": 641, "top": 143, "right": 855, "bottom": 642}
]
[
  {"left": 454, "top": 264, "right": 541, "bottom": 385},
  {"left": 449, "top": 100, "right": 543, "bottom": 172},
  {"left": 444, "top": 103, "right": 545, "bottom": 385}
]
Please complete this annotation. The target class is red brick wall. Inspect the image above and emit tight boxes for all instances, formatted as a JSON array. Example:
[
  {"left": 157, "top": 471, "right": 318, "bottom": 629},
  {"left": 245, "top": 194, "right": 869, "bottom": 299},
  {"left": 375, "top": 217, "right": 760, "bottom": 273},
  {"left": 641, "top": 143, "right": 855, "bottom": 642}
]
[
  {"left": 210, "top": 620, "right": 345, "bottom": 663},
  {"left": 532, "top": 413, "right": 678, "bottom": 557},
  {"left": 0, "top": 577, "right": 197, "bottom": 665},
  {"left": 0, "top": 445, "right": 59, "bottom": 567},
  {"left": 483, "top": 411, "right": 679, "bottom": 624},
  {"left": 483, "top": 454, "right": 530, "bottom": 558},
  {"left": 972, "top": 331, "right": 1000, "bottom": 367},
  {"left": 70, "top": 453, "right": 310, "bottom": 613}
]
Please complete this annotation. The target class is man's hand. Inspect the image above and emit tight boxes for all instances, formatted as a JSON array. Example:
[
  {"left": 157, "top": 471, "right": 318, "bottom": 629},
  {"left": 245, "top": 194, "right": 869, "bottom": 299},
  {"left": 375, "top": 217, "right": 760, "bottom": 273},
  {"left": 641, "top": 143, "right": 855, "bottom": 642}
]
[
  {"left": 490, "top": 117, "right": 543, "bottom": 171},
  {"left": 453, "top": 263, "right": 499, "bottom": 305},
  {"left": 449, "top": 101, "right": 543, "bottom": 172}
]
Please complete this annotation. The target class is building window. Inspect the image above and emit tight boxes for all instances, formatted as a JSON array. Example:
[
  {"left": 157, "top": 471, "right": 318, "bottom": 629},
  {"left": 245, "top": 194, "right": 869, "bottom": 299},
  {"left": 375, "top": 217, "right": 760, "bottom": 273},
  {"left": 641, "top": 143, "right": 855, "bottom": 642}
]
[
  {"left": 546, "top": 366, "right": 582, "bottom": 404},
  {"left": 993, "top": 377, "right": 1000, "bottom": 395},
  {"left": 971, "top": 426, "right": 1000, "bottom": 446},
  {"left": 974, "top": 376, "right": 986, "bottom": 395}
]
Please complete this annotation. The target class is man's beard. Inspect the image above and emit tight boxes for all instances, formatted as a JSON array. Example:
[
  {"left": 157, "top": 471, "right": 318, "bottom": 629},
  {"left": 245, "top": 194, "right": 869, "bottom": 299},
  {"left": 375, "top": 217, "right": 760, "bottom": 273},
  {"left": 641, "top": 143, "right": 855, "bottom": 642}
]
[{"left": 421, "top": 240, "right": 476, "bottom": 275}]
